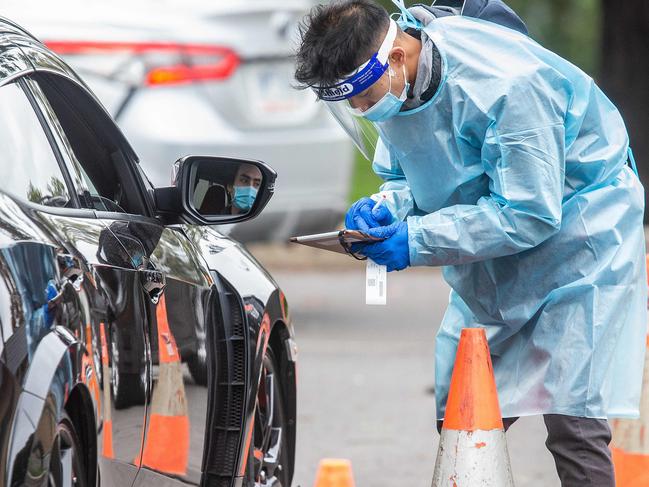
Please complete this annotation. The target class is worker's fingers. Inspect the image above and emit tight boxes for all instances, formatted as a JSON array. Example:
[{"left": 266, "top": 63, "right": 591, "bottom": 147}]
[
  {"left": 345, "top": 197, "right": 375, "bottom": 230},
  {"left": 353, "top": 214, "right": 371, "bottom": 232},
  {"left": 372, "top": 205, "right": 393, "bottom": 225},
  {"left": 358, "top": 204, "right": 380, "bottom": 228},
  {"left": 365, "top": 222, "right": 399, "bottom": 240}
]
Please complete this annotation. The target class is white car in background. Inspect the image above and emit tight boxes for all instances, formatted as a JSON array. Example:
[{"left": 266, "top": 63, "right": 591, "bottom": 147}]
[{"left": 4, "top": 0, "right": 354, "bottom": 241}]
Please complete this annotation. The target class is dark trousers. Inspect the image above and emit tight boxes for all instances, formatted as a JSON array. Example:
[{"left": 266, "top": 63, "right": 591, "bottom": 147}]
[{"left": 436, "top": 414, "right": 615, "bottom": 486}]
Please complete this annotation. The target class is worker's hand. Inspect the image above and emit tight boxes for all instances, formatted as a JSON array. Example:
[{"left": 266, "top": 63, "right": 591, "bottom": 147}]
[
  {"left": 345, "top": 197, "right": 393, "bottom": 231},
  {"left": 352, "top": 221, "right": 410, "bottom": 272}
]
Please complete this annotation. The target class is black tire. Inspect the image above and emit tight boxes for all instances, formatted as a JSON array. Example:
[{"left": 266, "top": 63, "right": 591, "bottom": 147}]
[
  {"left": 112, "top": 372, "right": 146, "bottom": 410},
  {"left": 110, "top": 328, "right": 146, "bottom": 409},
  {"left": 187, "top": 352, "right": 208, "bottom": 386},
  {"left": 48, "top": 412, "right": 87, "bottom": 487},
  {"left": 252, "top": 348, "right": 292, "bottom": 486}
]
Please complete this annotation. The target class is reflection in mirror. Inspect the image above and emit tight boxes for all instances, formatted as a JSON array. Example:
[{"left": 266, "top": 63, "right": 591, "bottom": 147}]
[{"left": 192, "top": 160, "right": 263, "bottom": 217}]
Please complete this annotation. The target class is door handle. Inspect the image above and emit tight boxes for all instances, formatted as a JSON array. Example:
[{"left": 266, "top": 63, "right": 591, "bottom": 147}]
[{"left": 139, "top": 269, "right": 166, "bottom": 304}]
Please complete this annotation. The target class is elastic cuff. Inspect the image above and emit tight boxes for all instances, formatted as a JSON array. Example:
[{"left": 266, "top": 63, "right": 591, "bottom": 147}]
[{"left": 407, "top": 216, "right": 449, "bottom": 267}]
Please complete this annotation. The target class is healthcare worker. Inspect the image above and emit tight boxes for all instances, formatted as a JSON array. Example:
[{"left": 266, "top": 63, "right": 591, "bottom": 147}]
[{"left": 295, "top": 1, "right": 647, "bottom": 485}]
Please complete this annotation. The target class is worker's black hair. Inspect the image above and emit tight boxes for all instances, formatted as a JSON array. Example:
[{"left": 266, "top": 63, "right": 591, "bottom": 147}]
[{"left": 294, "top": 0, "right": 390, "bottom": 96}]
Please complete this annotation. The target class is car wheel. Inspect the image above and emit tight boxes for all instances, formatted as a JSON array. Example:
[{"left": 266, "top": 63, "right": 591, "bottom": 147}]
[
  {"left": 110, "top": 328, "right": 146, "bottom": 409},
  {"left": 47, "top": 412, "right": 87, "bottom": 487},
  {"left": 253, "top": 348, "right": 292, "bottom": 486},
  {"left": 187, "top": 350, "right": 208, "bottom": 386},
  {"left": 187, "top": 332, "right": 208, "bottom": 386}
]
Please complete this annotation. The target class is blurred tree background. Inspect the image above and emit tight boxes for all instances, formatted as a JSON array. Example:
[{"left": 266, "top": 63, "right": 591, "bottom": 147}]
[{"left": 352, "top": 0, "right": 649, "bottom": 214}]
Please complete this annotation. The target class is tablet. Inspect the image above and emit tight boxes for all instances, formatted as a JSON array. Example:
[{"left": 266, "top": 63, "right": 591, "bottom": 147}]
[{"left": 289, "top": 230, "right": 384, "bottom": 254}]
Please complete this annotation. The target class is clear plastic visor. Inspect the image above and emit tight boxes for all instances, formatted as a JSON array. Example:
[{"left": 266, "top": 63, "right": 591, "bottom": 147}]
[
  {"left": 325, "top": 102, "right": 380, "bottom": 161},
  {"left": 316, "top": 19, "right": 399, "bottom": 160}
]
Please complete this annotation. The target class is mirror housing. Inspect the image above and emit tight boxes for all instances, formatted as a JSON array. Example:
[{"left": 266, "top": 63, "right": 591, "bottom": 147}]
[{"left": 153, "top": 156, "right": 276, "bottom": 225}]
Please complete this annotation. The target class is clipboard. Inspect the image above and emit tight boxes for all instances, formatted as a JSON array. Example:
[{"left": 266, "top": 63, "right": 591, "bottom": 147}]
[{"left": 289, "top": 229, "right": 385, "bottom": 258}]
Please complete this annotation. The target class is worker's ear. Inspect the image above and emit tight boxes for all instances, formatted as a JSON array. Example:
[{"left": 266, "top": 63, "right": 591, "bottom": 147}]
[{"left": 388, "top": 46, "right": 406, "bottom": 68}]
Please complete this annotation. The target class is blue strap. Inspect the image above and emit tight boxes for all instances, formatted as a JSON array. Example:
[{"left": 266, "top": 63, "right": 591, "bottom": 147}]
[
  {"left": 628, "top": 147, "right": 639, "bottom": 177},
  {"left": 391, "top": 0, "right": 422, "bottom": 29}
]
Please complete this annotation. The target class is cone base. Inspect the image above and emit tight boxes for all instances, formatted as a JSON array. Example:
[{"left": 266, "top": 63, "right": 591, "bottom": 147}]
[
  {"left": 140, "top": 414, "right": 190, "bottom": 475},
  {"left": 432, "top": 429, "right": 514, "bottom": 487},
  {"left": 102, "top": 419, "right": 114, "bottom": 459}
]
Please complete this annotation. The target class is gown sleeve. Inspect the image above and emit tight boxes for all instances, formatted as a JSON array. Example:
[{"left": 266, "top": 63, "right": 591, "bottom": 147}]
[{"left": 407, "top": 81, "right": 567, "bottom": 266}]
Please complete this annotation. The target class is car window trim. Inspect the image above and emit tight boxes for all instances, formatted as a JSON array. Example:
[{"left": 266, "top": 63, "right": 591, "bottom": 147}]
[
  {"left": 12, "top": 195, "right": 96, "bottom": 219},
  {"left": 2, "top": 192, "right": 163, "bottom": 225},
  {"left": 28, "top": 69, "right": 157, "bottom": 219},
  {"left": 18, "top": 76, "right": 81, "bottom": 208}
]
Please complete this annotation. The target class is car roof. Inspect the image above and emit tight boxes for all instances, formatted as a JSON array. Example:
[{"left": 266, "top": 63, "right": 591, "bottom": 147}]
[
  {"left": 0, "top": 15, "right": 83, "bottom": 85},
  {"left": 0, "top": 15, "right": 39, "bottom": 40},
  {"left": 0, "top": 16, "right": 36, "bottom": 84}
]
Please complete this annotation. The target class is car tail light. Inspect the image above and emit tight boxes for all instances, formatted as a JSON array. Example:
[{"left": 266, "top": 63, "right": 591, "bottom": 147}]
[{"left": 45, "top": 41, "right": 240, "bottom": 85}]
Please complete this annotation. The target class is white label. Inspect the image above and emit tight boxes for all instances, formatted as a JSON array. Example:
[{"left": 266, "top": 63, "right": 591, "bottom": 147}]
[{"left": 366, "top": 259, "right": 387, "bottom": 305}]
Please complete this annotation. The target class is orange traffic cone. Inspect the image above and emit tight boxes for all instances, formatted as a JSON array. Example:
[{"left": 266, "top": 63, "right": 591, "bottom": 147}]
[
  {"left": 431, "top": 328, "right": 514, "bottom": 486},
  {"left": 313, "top": 458, "right": 355, "bottom": 487},
  {"left": 609, "top": 256, "right": 649, "bottom": 486},
  {"left": 137, "top": 294, "right": 190, "bottom": 475},
  {"left": 99, "top": 322, "right": 114, "bottom": 459}
]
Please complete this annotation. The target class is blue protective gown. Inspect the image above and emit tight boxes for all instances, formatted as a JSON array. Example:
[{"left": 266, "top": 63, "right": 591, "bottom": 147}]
[{"left": 372, "top": 16, "right": 647, "bottom": 420}]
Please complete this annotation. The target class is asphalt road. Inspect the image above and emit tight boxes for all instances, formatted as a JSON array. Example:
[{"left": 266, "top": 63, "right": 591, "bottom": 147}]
[{"left": 267, "top": 262, "right": 561, "bottom": 487}]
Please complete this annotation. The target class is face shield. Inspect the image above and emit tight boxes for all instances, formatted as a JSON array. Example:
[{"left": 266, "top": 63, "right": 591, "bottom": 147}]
[{"left": 315, "top": 19, "right": 402, "bottom": 160}]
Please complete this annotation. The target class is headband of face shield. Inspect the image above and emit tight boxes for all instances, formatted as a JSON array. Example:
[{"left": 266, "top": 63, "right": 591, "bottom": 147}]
[
  {"left": 315, "top": 19, "right": 408, "bottom": 160},
  {"left": 318, "top": 19, "right": 397, "bottom": 102}
]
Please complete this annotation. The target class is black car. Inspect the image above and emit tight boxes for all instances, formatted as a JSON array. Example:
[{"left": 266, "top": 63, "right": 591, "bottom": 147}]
[{"left": 0, "top": 17, "right": 297, "bottom": 487}]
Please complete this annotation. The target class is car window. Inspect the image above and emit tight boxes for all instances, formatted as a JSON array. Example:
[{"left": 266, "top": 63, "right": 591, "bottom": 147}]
[
  {"left": 0, "top": 82, "right": 71, "bottom": 208},
  {"left": 24, "top": 74, "right": 149, "bottom": 216}
]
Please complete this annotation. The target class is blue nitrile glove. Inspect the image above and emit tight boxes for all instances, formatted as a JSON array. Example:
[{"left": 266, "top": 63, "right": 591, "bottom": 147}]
[
  {"left": 345, "top": 197, "right": 393, "bottom": 231},
  {"left": 352, "top": 221, "right": 410, "bottom": 272}
]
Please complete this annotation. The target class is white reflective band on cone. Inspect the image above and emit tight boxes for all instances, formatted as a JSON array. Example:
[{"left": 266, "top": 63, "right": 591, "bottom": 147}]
[{"left": 431, "top": 429, "right": 515, "bottom": 486}]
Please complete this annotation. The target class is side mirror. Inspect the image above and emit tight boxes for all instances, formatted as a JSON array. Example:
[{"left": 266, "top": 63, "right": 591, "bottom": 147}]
[{"left": 153, "top": 156, "right": 276, "bottom": 225}]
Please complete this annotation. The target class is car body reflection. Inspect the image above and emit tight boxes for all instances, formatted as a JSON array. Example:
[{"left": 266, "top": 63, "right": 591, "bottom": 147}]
[{"left": 0, "top": 19, "right": 297, "bottom": 487}]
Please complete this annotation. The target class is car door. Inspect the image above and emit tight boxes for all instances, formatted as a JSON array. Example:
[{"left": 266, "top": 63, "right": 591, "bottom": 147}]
[
  {"left": 0, "top": 73, "right": 150, "bottom": 486},
  {"left": 23, "top": 71, "right": 215, "bottom": 485},
  {"left": 115, "top": 221, "right": 216, "bottom": 487}
]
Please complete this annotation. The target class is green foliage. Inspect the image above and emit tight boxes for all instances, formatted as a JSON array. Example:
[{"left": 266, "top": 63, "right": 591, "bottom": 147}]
[
  {"left": 506, "top": 0, "right": 600, "bottom": 75},
  {"left": 26, "top": 182, "right": 42, "bottom": 204},
  {"left": 375, "top": 0, "right": 601, "bottom": 75},
  {"left": 349, "top": 149, "right": 383, "bottom": 202},
  {"left": 47, "top": 177, "right": 67, "bottom": 198}
]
